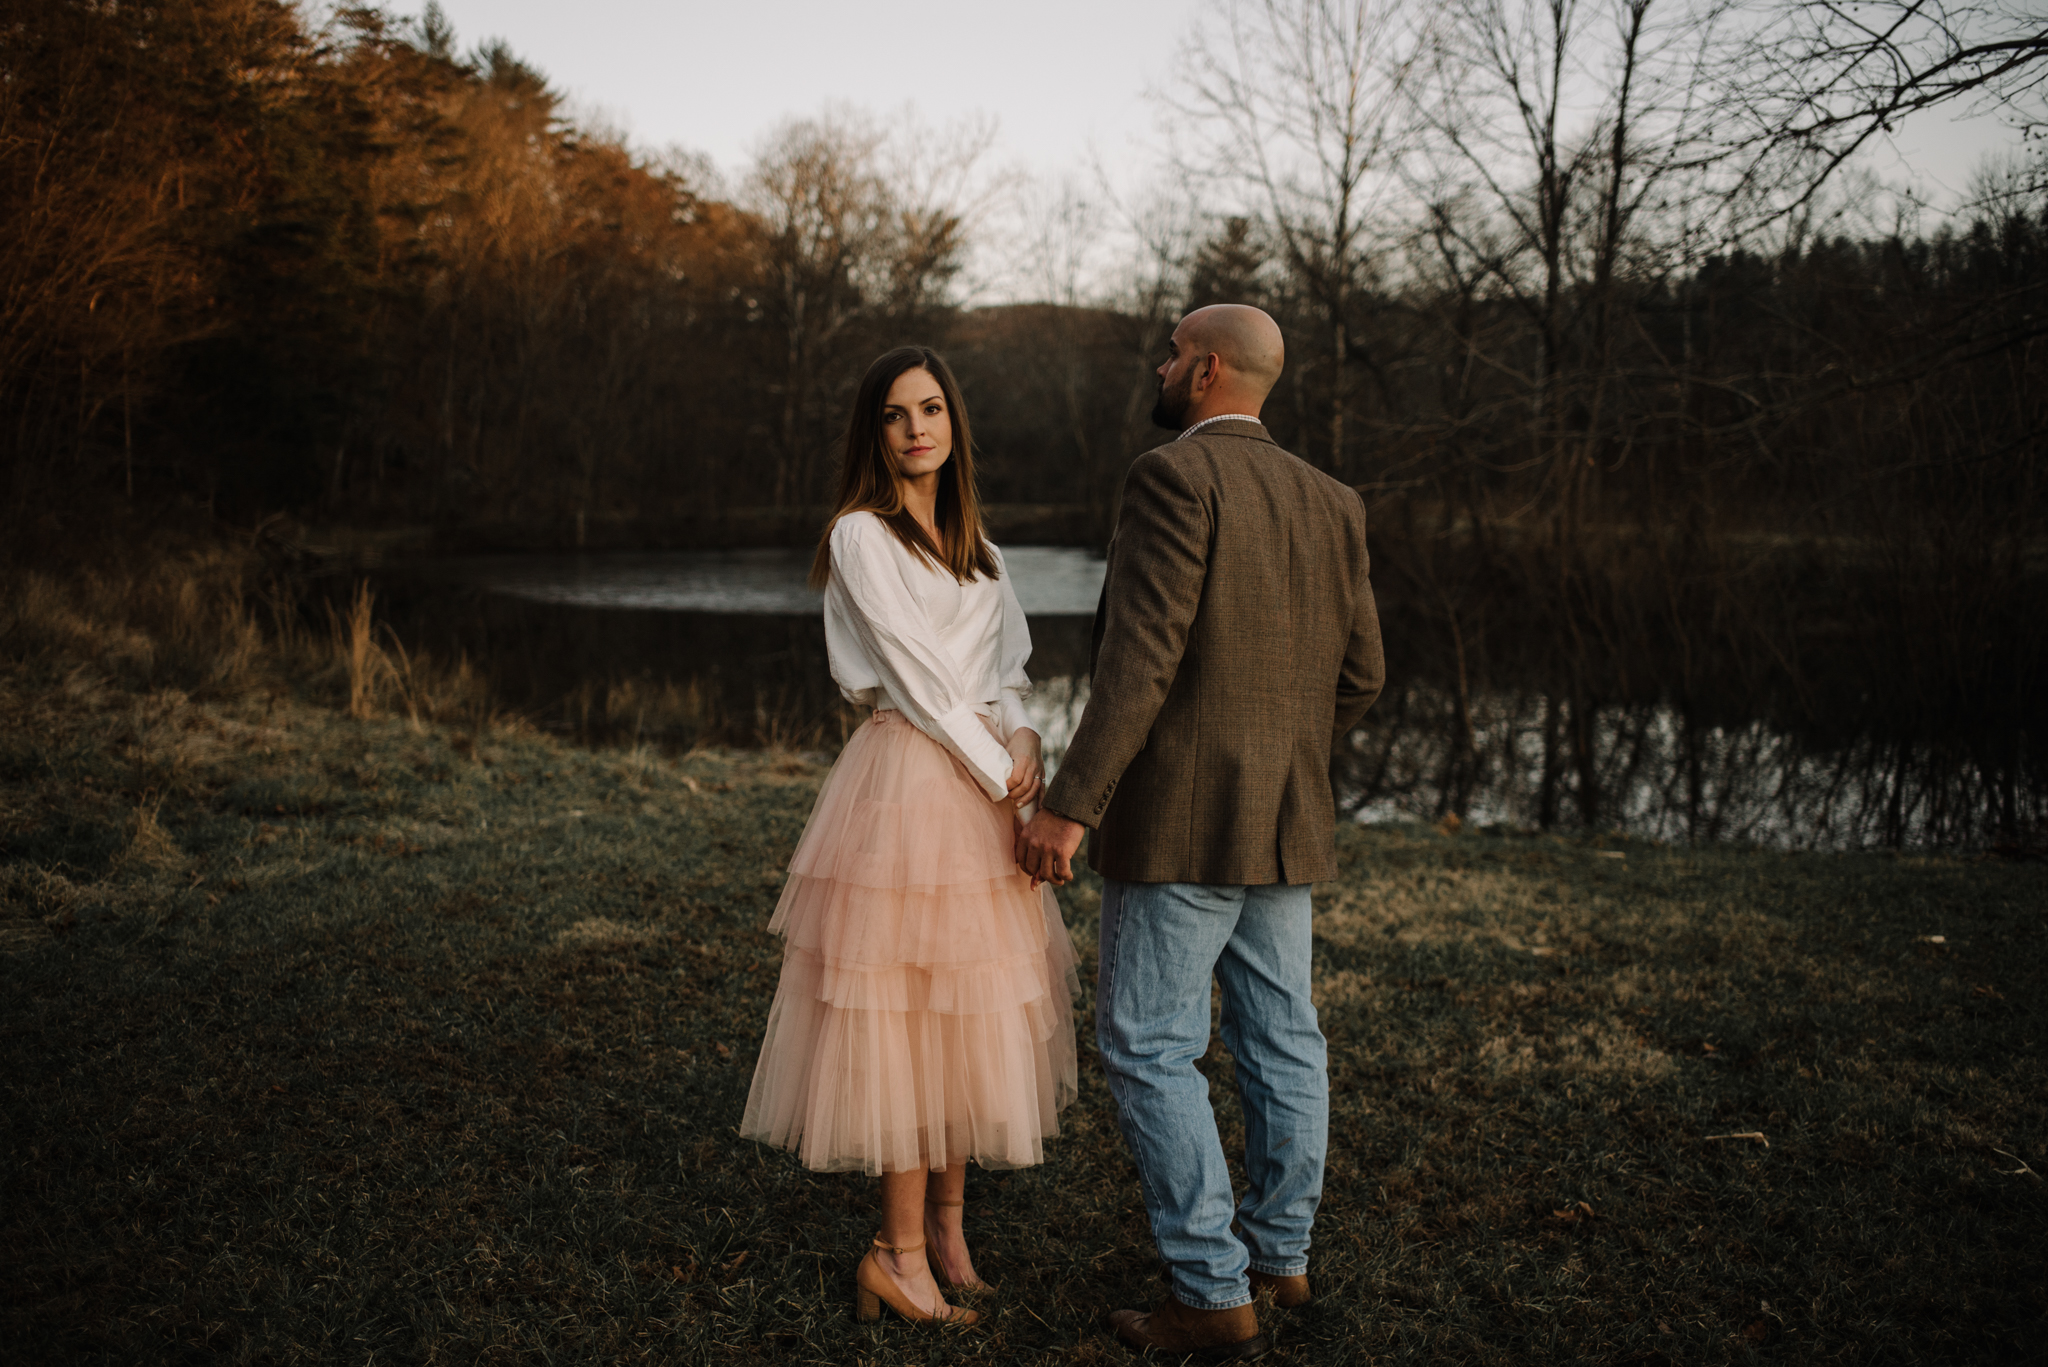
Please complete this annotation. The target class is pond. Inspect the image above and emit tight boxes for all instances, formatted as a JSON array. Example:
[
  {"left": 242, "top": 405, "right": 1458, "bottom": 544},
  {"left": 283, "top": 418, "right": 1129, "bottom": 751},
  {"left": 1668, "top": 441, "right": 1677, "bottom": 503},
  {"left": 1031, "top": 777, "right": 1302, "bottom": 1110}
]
[
  {"left": 369, "top": 549, "right": 2042, "bottom": 852},
  {"left": 441, "top": 547, "right": 1108, "bottom": 616}
]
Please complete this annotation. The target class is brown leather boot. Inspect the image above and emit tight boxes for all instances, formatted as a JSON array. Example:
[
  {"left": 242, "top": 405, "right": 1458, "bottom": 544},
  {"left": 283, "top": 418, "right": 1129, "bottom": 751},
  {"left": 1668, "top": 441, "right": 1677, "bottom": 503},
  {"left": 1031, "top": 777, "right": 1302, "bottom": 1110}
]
[
  {"left": 1248, "top": 1269, "right": 1312, "bottom": 1308},
  {"left": 1106, "top": 1294, "right": 1270, "bottom": 1360}
]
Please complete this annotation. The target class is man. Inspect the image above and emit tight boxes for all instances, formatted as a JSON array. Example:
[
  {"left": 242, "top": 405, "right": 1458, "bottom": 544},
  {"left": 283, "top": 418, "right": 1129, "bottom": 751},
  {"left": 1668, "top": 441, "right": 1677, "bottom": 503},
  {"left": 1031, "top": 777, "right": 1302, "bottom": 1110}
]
[{"left": 1017, "top": 304, "right": 1384, "bottom": 1361}]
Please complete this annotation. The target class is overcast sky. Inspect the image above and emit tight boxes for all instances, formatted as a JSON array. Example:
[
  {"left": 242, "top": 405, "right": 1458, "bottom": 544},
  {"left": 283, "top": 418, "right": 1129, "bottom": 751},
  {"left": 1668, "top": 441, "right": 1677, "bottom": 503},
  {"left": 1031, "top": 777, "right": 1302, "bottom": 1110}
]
[
  {"left": 421, "top": 0, "right": 2018, "bottom": 224},
  {"left": 425, "top": 0, "right": 1186, "bottom": 183}
]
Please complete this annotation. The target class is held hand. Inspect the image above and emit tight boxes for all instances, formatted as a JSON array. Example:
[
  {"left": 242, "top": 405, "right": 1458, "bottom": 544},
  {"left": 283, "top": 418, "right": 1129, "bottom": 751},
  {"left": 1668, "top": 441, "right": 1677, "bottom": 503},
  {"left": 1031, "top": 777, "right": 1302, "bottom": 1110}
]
[
  {"left": 1005, "top": 754, "right": 1043, "bottom": 811},
  {"left": 1004, "top": 728, "right": 1044, "bottom": 812},
  {"left": 1014, "top": 808, "right": 1085, "bottom": 887}
]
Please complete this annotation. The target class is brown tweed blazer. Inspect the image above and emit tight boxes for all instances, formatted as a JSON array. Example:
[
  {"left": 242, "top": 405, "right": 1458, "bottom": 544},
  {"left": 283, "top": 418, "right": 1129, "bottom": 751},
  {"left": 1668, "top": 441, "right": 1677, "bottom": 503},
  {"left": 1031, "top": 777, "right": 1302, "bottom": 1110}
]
[{"left": 1041, "top": 419, "right": 1384, "bottom": 885}]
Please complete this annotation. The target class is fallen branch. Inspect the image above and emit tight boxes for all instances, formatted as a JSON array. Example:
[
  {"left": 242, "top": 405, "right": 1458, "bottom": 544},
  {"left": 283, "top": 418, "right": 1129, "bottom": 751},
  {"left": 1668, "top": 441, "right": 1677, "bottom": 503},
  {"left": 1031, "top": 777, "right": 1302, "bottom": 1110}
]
[
  {"left": 1704, "top": 1131, "right": 1770, "bottom": 1147},
  {"left": 1991, "top": 1149, "right": 2042, "bottom": 1184}
]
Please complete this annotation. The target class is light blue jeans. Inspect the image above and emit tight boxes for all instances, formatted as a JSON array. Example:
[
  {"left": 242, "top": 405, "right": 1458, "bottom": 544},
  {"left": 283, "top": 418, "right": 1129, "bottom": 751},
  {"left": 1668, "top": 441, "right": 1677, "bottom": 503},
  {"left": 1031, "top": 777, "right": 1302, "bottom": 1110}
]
[{"left": 1096, "top": 878, "right": 1328, "bottom": 1311}]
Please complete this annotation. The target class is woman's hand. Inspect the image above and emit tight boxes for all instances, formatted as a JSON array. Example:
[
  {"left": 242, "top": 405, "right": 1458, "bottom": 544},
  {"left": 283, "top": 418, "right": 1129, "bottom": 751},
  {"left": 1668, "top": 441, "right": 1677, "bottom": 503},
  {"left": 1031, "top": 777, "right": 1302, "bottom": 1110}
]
[{"left": 1004, "top": 727, "right": 1044, "bottom": 811}]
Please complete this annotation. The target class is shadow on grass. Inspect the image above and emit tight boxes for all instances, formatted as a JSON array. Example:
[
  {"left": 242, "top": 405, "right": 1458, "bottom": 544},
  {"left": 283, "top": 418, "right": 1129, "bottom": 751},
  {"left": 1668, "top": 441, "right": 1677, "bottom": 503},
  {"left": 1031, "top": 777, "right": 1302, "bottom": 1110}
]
[{"left": 1, "top": 666, "right": 2042, "bottom": 1364}]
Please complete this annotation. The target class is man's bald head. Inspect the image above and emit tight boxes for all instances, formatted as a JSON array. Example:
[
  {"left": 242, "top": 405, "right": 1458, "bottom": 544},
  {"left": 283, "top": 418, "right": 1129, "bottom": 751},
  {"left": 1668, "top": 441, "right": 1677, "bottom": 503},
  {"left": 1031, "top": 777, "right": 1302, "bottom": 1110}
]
[
  {"left": 1151, "top": 303, "right": 1287, "bottom": 431},
  {"left": 1178, "top": 305, "right": 1285, "bottom": 397}
]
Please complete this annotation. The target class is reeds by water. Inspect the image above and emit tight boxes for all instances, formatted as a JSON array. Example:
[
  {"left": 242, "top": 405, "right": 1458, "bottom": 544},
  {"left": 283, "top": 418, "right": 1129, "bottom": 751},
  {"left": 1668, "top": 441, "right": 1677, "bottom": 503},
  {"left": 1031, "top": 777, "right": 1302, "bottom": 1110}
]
[
  {"left": 0, "top": 544, "right": 853, "bottom": 758},
  {"left": 0, "top": 545, "right": 498, "bottom": 734},
  {"left": 321, "top": 580, "right": 492, "bottom": 728}
]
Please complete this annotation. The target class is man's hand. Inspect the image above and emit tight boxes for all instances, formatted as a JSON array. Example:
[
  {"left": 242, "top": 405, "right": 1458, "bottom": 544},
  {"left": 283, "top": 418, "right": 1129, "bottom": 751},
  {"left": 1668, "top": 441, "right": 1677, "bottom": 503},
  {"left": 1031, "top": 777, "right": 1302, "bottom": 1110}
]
[{"left": 1015, "top": 808, "right": 1085, "bottom": 887}]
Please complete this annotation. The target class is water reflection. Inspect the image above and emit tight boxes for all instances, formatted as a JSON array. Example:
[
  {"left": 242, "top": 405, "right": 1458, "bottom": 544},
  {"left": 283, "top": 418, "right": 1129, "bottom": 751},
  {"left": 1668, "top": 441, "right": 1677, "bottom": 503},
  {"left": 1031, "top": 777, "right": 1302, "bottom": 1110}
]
[
  {"left": 376, "top": 553, "right": 2038, "bottom": 851},
  {"left": 1346, "top": 686, "right": 2038, "bottom": 850},
  {"left": 1017, "top": 680, "right": 2039, "bottom": 850}
]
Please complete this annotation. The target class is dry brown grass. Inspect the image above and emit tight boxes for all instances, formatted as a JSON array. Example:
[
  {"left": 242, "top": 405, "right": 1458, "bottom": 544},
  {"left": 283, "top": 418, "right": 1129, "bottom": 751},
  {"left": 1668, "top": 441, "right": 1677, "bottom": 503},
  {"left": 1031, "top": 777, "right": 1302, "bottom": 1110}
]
[
  {"left": 0, "top": 545, "right": 494, "bottom": 734},
  {"left": 325, "top": 580, "right": 492, "bottom": 727}
]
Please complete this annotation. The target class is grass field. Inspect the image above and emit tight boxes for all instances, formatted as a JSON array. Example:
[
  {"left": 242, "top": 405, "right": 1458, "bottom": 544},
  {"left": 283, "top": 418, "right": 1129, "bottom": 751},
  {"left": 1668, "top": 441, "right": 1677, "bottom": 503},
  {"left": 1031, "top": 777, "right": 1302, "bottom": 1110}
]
[{"left": 2, "top": 652, "right": 2043, "bottom": 1365}]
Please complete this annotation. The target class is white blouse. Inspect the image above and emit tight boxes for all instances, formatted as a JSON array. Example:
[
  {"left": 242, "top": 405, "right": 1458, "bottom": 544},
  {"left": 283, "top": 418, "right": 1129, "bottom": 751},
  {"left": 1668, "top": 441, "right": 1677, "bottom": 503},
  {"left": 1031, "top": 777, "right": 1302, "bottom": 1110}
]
[{"left": 824, "top": 511, "right": 1034, "bottom": 801}]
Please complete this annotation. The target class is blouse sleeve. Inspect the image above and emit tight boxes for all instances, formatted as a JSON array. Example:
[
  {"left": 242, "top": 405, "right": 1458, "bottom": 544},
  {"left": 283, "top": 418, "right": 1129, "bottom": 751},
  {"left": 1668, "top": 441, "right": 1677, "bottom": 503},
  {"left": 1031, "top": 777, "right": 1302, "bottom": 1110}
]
[
  {"left": 990, "top": 543, "right": 1036, "bottom": 742},
  {"left": 831, "top": 516, "right": 1015, "bottom": 800}
]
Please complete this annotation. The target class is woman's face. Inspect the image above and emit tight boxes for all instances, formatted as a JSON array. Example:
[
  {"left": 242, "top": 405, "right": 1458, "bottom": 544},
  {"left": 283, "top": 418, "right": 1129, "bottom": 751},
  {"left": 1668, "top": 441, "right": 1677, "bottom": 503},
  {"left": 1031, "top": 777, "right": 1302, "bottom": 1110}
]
[{"left": 881, "top": 367, "right": 951, "bottom": 482}]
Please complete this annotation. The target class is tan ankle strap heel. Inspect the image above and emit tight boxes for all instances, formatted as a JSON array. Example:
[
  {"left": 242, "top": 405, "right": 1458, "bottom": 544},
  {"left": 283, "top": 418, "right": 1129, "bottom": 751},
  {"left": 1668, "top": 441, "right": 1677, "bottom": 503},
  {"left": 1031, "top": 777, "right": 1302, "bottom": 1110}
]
[{"left": 856, "top": 1234, "right": 977, "bottom": 1327}]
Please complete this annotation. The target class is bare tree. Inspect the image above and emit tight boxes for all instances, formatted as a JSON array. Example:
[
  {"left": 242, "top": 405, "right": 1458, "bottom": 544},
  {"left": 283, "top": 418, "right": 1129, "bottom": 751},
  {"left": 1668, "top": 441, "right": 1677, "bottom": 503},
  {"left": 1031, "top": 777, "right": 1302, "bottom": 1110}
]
[
  {"left": 1417, "top": 0, "right": 1734, "bottom": 419},
  {"left": 1395, "top": 0, "right": 1749, "bottom": 824},
  {"left": 1964, "top": 145, "right": 2048, "bottom": 217},
  {"left": 1722, "top": 0, "right": 2048, "bottom": 219},
  {"left": 745, "top": 112, "right": 891, "bottom": 508},
  {"left": 743, "top": 108, "right": 989, "bottom": 508},
  {"left": 1162, "top": 0, "right": 1438, "bottom": 477},
  {"left": 874, "top": 112, "right": 999, "bottom": 313},
  {"left": 998, "top": 178, "right": 1115, "bottom": 495}
]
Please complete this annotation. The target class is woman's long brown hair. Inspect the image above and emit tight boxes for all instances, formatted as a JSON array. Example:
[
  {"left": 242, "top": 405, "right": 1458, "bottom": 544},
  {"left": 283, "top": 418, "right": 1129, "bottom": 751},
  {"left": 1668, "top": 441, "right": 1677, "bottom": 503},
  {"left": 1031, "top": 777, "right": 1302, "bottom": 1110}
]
[{"left": 808, "top": 346, "right": 1000, "bottom": 589}]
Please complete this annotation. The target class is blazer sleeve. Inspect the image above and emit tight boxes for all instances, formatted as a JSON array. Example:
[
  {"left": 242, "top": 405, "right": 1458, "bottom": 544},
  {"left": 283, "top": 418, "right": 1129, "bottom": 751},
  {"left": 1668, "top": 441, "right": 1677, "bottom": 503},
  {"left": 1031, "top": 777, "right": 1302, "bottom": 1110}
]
[
  {"left": 1042, "top": 448, "right": 1211, "bottom": 827},
  {"left": 1332, "top": 504, "right": 1385, "bottom": 743},
  {"left": 831, "top": 517, "right": 1016, "bottom": 800}
]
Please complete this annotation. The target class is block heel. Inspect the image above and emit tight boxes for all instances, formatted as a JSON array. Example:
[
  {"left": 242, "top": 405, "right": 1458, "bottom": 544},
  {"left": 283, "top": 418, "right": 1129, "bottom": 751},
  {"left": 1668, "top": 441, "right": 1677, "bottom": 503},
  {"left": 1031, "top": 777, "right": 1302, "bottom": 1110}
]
[{"left": 854, "top": 1236, "right": 978, "bottom": 1327}]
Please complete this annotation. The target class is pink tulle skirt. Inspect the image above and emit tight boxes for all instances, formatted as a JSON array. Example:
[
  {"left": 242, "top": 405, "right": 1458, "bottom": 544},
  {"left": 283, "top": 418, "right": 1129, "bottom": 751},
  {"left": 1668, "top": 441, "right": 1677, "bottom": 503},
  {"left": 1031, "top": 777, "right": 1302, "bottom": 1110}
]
[{"left": 740, "top": 709, "right": 1080, "bottom": 1174}]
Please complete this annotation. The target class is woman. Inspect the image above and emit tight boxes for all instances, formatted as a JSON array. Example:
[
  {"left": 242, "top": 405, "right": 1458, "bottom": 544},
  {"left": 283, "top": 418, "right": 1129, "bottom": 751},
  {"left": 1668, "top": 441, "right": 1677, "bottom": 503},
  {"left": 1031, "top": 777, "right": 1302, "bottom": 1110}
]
[{"left": 739, "top": 346, "right": 1080, "bottom": 1327}]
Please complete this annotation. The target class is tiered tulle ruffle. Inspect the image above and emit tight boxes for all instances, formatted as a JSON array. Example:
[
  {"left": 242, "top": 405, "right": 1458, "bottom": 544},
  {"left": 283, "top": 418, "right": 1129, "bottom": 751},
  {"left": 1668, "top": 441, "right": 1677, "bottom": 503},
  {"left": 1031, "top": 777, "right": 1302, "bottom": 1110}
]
[{"left": 740, "top": 709, "right": 1080, "bottom": 1174}]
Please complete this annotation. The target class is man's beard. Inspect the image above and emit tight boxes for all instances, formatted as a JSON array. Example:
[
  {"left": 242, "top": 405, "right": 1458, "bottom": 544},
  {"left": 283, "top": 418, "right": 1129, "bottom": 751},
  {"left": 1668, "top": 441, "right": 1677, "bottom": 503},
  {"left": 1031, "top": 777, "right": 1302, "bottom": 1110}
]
[{"left": 1150, "top": 365, "right": 1195, "bottom": 431}]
